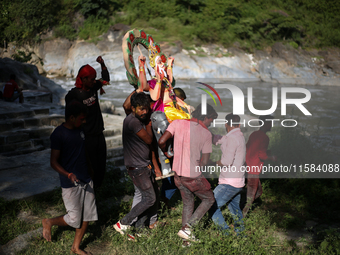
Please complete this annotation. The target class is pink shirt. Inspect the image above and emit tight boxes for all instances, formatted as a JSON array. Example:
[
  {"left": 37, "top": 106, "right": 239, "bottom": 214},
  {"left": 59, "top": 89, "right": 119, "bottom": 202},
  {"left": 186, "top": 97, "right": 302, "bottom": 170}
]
[
  {"left": 216, "top": 128, "right": 246, "bottom": 188},
  {"left": 166, "top": 120, "right": 212, "bottom": 178}
]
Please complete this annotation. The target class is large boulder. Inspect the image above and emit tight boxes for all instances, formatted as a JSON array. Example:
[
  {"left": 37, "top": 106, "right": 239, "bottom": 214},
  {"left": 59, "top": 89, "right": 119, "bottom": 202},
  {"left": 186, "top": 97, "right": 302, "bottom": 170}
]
[
  {"left": 0, "top": 58, "right": 66, "bottom": 103},
  {"left": 34, "top": 39, "right": 72, "bottom": 76}
]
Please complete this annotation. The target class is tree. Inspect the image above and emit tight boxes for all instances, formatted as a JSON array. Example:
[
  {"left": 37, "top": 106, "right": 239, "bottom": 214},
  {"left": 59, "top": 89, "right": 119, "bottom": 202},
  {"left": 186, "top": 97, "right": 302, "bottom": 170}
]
[{"left": 2, "top": 0, "right": 60, "bottom": 43}]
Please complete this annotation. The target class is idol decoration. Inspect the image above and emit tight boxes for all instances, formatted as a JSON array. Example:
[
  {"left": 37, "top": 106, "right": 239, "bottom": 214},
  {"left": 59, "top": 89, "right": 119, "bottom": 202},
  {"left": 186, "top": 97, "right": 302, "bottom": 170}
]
[{"left": 122, "top": 29, "right": 193, "bottom": 177}]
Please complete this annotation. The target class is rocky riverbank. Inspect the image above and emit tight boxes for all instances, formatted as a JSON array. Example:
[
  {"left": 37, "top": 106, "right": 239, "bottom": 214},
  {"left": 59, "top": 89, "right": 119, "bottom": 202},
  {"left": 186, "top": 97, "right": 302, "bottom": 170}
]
[{"left": 1, "top": 26, "right": 340, "bottom": 89}]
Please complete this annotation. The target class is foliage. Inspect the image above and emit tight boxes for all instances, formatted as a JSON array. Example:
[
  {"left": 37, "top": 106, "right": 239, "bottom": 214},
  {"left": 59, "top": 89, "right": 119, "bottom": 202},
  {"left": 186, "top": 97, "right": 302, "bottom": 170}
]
[
  {"left": 317, "top": 228, "right": 340, "bottom": 254},
  {"left": 75, "top": 0, "right": 109, "bottom": 18},
  {"left": 78, "top": 16, "right": 112, "bottom": 40},
  {"left": 54, "top": 23, "right": 77, "bottom": 41},
  {"left": 74, "top": 0, "right": 122, "bottom": 18},
  {"left": 1, "top": 0, "right": 61, "bottom": 43},
  {"left": 1, "top": 0, "right": 340, "bottom": 48},
  {"left": 117, "top": 0, "right": 340, "bottom": 49},
  {"left": 11, "top": 51, "right": 32, "bottom": 63}
]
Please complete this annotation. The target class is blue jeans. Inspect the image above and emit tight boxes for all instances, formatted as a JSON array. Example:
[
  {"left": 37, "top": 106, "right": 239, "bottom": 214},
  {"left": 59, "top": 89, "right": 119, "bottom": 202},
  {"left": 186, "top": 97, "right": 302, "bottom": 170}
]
[{"left": 209, "top": 184, "right": 244, "bottom": 234}]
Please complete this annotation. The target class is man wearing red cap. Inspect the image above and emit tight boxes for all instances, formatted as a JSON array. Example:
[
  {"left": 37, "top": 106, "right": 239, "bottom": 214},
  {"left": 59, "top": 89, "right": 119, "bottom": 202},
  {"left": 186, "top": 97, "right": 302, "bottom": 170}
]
[{"left": 65, "top": 56, "right": 110, "bottom": 191}]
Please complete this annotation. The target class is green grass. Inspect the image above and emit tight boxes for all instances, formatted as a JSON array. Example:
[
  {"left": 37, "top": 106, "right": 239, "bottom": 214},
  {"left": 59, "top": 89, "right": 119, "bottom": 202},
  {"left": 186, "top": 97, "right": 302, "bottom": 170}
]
[{"left": 2, "top": 128, "right": 340, "bottom": 254}]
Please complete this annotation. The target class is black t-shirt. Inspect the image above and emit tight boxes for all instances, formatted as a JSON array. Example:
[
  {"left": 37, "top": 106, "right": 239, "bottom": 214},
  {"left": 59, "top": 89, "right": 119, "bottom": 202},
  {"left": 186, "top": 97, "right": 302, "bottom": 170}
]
[
  {"left": 65, "top": 69, "right": 109, "bottom": 136},
  {"left": 50, "top": 124, "right": 91, "bottom": 188},
  {"left": 123, "top": 113, "right": 150, "bottom": 167}
]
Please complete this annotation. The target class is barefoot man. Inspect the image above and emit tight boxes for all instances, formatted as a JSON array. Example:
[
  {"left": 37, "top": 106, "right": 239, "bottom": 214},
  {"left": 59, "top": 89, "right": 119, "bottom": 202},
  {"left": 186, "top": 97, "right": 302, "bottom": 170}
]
[{"left": 42, "top": 101, "right": 97, "bottom": 255}]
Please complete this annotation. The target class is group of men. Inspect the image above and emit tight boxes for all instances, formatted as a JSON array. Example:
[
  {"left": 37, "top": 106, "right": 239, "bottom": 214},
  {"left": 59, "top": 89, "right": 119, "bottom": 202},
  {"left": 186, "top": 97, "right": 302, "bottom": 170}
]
[{"left": 41, "top": 56, "right": 277, "bottom": 254}]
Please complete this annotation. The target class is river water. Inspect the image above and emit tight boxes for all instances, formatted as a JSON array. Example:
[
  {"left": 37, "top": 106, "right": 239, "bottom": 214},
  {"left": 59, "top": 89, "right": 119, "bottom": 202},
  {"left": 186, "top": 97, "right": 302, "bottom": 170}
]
[{"left": 52, "top": 77, "right": 340, "bottom": 141}]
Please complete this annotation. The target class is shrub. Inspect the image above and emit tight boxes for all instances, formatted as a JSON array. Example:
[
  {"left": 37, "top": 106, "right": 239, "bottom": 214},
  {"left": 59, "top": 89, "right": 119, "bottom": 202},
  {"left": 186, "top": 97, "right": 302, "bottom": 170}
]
[
  {"left": 11, "top": 51, "right": 32, "bottom": 63},
  {"left": 78, "top": 16, "right": 111, "bottom": 40},
  {"left": 288, "top": 41, "right": 299, "bottom": 49},
  {"left": 54, "top": 23, "right": 77, "bottom": 40}
]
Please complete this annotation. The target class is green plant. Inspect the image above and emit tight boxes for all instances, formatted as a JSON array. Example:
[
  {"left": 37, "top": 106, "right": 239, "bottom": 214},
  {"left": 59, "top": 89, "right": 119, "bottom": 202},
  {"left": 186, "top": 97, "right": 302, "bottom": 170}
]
[
  {"left": 78, "top": 16, "right": 111, "bottom": 40},
  {"left": 54, "top": 23, "right": 77, "bottom": 40},
  {"left": 74, "top": 0, "right": 121, "bottom": 19},
  {"left": 11, "top": 51, "right": 32, "bottom": 63},
  {"left": 2, "top": 0, "right": 61, "bottom": 43},
  {"left": 288, "top": 41, "right": 299, "bottom": 49},
  {"left": 315, "top": 228, "right": 340, "bottom": 254}
]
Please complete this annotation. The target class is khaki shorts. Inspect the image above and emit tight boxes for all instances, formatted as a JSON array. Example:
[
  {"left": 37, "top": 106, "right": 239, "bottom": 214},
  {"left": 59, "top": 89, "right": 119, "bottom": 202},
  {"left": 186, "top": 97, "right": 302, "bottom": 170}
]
[{"left": 62, "top": 180, "right": 98, "bottom": 228}]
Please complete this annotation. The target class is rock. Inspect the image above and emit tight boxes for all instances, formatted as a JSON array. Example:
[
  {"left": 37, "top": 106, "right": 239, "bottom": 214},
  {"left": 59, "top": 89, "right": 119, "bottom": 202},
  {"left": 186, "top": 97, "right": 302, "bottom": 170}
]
[
  {"left": 264, "top": 46, "right": 272, "bottom": 53},
  {"left": 271, "top": 42, "right": 286, "bottom": 58},
  {"left": 101, "top": 29, "right": 125, "bottom": 44},
  {"left": 0, "top": 228, "right": 43, "bottom": 255},
  {"left": 114, "top": 106, "right": 126, "bottom": 116},
  {"left": 99, "top": 100, "right": 115, "bottom": 114},
  {"left": 227, "top": 47, "right": 244, "bottom": 56},
  {"left": 258, "top": 58, "right": 322, "bottom": 85},
  {"left": 325, "top": 61, "right": 340, "bottom": 74},
  {"left": 254, "top": 50, "right": 270, "bottom": 61},
  {"left": 2, "top": 32, "right": 340, "bottom": 85},
  {"left": 17, "top": 211, "right": 40, "bottom": 225},
  {"left": 318, "top": 51, "right": 328, "bottom": 58},
  {"left": 96, "top": 40, "right": 118, "bottom": 53},
  {"left": 159, "top": 42, "right": 182, "bottom": 56},
  {"left": 271, "top": 42, "right": 298, "bottom": 66},
  {"left": 0, "top": 58, "right": 66, "bottom": 103},
  {"left": 112, "top": 23, "right": 131, "bottom": 33},
  {"left": 35, "top": 39, "right": 72, "bottom": 76},
  {"left": 66, "top": 41, "right": 102, "bottom": 77}
]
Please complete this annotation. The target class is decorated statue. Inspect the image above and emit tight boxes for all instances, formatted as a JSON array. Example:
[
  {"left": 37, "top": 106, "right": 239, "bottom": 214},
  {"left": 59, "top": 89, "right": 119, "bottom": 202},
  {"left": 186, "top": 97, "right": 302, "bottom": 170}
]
[
  {"left": 122, "top": 29, "right": 191, "bottom": 122},
  {"left": 122, "top": 29, "right": 191, "bottom": 177}
]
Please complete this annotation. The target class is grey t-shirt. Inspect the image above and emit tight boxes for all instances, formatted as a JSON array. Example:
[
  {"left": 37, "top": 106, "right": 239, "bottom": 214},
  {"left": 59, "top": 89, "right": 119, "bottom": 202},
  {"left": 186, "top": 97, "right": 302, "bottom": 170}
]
[{"left": 123, "top": 113, "right": 150, "bottom": 167}]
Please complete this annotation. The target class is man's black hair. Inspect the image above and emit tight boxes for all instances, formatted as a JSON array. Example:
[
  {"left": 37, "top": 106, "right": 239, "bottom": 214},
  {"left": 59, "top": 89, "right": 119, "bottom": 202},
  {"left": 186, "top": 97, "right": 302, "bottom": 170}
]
[
  {"left": 225, "top": 113, "right": 241, "bottom": 127},
  {"left": 131, "top": 92, "right": 150, "bottom": 108},
  {"left": 192, "top": 103, "right": 218, "bottom": 121},
  {"left": 10, "top": 74, "right": 16, "bottom": 80},
  {"left": 65, "top": 100, "right": 88, "bottom": 120},
  {"left": 174, "top": 87, "right": 186, "bottom": 100}
]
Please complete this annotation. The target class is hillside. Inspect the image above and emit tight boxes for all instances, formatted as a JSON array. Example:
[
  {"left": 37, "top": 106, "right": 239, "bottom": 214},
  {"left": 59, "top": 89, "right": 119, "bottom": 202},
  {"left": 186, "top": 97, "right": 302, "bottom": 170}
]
[{"left": 1, "top": 0, "right": 340, "bottom": 51}]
